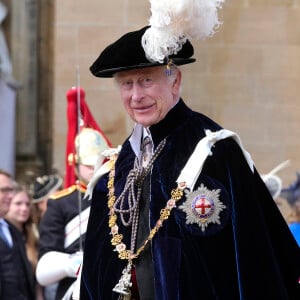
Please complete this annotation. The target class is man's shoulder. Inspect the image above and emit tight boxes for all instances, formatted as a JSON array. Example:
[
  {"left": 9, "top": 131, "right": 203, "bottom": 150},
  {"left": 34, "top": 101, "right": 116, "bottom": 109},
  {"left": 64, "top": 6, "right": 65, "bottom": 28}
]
[
  {"left": 5, "top": 222, "right": 26, "bottom": 248},
  {"left": 49, "top": 185, "right": 86, "bottom": 201},
  {"left": 5, "top": 221, "right": 20, "bottom": 236}
]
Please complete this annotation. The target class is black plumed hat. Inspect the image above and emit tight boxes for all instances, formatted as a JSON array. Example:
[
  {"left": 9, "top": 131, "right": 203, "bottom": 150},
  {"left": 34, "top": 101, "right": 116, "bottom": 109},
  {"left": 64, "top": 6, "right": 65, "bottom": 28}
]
[
  {"left": 90, "top": 26, "right": 196, "bottom": 78},
  {"left": 32, "top": 175, "right": 63, "bottom": 203}
]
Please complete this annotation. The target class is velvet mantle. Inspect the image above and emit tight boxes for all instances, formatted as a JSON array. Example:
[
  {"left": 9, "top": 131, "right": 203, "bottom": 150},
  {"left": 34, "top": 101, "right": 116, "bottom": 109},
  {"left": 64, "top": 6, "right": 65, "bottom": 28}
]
[{"left": 80, "top": 99, "right": 300, "bottom": 300}]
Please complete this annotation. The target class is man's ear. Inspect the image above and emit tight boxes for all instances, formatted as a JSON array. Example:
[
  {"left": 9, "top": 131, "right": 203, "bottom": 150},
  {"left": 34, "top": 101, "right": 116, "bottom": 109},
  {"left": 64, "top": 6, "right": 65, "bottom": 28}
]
[{"left": 172, "top": 69, "right": 182, "bottom": 92}]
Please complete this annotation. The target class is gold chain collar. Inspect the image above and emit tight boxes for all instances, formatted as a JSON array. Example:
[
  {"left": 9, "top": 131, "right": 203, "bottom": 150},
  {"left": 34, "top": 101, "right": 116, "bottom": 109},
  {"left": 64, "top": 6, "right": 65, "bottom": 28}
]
[{"left": 107, "top": 154, "right": 185, "bottom": 262}]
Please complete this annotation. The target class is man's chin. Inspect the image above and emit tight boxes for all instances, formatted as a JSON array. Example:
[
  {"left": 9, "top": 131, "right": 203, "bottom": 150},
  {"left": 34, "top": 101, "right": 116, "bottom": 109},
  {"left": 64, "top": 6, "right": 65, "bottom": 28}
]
[{"left": 134, "top": 116, "right": 157, "bottom": 127}]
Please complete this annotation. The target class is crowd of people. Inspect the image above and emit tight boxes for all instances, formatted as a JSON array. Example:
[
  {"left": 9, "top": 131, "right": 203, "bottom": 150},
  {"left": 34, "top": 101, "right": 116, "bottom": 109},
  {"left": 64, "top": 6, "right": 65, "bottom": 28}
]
[{"left": 0, "top": 125, "right": 109, "bottom": 300}]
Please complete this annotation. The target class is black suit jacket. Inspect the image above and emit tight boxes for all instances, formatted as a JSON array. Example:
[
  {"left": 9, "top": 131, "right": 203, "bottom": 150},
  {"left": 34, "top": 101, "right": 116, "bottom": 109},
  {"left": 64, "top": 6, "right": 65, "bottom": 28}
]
[{"left": 0, "top": 221, "right": 36, "bottom": 300}]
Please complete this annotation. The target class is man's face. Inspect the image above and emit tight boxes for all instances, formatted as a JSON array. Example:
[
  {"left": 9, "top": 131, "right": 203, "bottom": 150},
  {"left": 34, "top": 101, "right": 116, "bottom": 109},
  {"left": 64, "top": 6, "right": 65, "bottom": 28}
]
[
  {"left": 115, "top": 66, "right": 181, "bottom": 127},
  {"left": 0, "top": 174, "right": 15, "bottom": 218},
  {"left": 78, "top": 164, "right": 95, "bottom": 185},
  {"left": 36, "top": 199, "right": 48, "bottom": 217}
]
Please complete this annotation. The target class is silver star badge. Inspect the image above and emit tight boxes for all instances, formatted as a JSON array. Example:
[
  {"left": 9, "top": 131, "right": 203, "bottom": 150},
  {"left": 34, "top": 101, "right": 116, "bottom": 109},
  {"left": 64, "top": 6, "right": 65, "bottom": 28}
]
[{"left": 179, "top": 184, "right": 226, "bottom": 232}]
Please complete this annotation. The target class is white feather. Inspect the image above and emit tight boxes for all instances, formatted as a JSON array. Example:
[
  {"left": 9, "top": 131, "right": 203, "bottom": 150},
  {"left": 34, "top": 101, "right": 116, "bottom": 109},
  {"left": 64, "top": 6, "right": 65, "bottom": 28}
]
[{"left": 142, "top": 0, "right": 225, "bottom": 62}]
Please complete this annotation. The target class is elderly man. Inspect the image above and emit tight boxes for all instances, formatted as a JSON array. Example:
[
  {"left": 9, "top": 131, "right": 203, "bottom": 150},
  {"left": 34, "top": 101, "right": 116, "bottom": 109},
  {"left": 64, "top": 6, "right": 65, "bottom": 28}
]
[
  {"left": 78, "top": 24, "right": 300, "bottom": 300},
  {"left": 0, "top": 169, "right": 35, "bottom": 299}
]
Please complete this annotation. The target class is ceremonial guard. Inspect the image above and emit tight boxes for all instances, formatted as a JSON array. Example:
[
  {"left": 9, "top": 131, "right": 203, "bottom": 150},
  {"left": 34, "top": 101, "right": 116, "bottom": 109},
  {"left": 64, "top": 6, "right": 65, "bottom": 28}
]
[{"left": 36, "top": 87, "right": 110, "bottom": 300}]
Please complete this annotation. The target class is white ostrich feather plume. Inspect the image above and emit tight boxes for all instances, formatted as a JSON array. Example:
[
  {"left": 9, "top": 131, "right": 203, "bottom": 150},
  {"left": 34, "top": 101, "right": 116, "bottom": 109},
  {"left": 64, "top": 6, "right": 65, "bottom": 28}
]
[{"left": 142, "top": 0, "right": 225, "bottom": 62}]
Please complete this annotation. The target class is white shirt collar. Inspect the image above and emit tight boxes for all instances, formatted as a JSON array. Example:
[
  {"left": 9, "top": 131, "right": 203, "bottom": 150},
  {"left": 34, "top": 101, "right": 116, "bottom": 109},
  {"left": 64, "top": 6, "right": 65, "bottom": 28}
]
[
  {"left": 0, "top": 218, "right": 13, "bottom": 247},
  {"left": 129, "top": 123, "right": 152, "bottom": 157},
  {"left": 0, "top": 218, "right": 8, "bottom": 227}
]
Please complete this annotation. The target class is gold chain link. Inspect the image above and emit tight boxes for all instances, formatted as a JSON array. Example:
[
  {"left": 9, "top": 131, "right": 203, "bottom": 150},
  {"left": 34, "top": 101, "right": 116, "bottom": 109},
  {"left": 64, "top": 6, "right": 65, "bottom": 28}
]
[{"left": 107, "top": 157, "right": 184, "bottom": 262}]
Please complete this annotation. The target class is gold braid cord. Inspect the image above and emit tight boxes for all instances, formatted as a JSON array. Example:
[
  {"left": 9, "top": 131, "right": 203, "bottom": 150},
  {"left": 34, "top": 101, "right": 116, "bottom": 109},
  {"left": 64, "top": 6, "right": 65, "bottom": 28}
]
[{"left": 107, "top": 155, "right": 184, "bottom": 262}]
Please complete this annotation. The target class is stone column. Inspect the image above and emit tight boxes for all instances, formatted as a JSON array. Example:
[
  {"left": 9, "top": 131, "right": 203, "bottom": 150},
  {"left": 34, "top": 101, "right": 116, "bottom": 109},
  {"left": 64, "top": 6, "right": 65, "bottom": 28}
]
[{"left": 8, "top": 0, "right": 55, "bottom": 182}]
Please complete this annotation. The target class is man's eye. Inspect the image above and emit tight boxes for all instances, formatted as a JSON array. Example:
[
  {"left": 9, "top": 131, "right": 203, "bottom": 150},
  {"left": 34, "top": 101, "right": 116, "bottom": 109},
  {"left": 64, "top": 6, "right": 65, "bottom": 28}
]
[
  {"left": 140, "top": 77, "right": 153, "bottom": 87},
  {"left": 120, "top": 81, "right": 133, "bottom": 89}
]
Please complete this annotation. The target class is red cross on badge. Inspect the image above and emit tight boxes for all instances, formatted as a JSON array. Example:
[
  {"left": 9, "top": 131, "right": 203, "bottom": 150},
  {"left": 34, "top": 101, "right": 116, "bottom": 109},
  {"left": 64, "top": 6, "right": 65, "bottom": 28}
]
[
  {"left": 179, "top": 184, "right": 226, "bottom": 232},
  {"left": 192, "top": 194, "right": 215, "bottom": 219}
]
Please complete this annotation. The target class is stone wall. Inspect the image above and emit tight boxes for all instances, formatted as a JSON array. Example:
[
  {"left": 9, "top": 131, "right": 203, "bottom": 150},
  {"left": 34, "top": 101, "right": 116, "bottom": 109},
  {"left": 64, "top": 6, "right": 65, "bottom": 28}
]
[{"left": 52, "top": 0, "right": 300, "bottom": 214}]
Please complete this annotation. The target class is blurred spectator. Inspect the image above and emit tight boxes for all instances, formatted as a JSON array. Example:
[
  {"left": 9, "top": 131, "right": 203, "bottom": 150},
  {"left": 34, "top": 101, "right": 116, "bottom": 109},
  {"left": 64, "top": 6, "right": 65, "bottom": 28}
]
[
  {"left": 31, "top": 174, "right": 63, "bottom": 224},
  {"left": 261, "top": 160, "right": 290, "bottom": 201},
  {"left": 287, "top": 202, "right": 300, "bottom": 247},
  {"left": 5, "top": 183, "right": 39, "bottom": 271},
  {"left": 0, "top": 169, "right": 36, "bottom": 299},
  {"left": 5, "top": 183, "right": 44, "bottom": 299},
  {"left": 31, "top": 174, "right": 63, "bottom": 300},
  {"left": 280, "top": 172, "right": 300, "bottom": 246}
]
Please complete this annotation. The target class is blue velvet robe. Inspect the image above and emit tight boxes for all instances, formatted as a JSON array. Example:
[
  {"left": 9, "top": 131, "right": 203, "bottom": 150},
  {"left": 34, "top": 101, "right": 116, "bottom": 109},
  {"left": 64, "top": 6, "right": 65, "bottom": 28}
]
[{"left": 80, "top": 99, "right": 300, "bottom": 299}]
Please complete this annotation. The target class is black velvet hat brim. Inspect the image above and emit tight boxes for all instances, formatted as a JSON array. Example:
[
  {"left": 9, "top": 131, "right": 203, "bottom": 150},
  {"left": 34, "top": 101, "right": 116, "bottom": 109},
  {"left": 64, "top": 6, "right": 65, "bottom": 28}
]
[
  {"left": 90, "top": 26, "right": 196, "bottom": 78},
  {"left": 94, "top": 58, "right": 196, "bottom": 78}
]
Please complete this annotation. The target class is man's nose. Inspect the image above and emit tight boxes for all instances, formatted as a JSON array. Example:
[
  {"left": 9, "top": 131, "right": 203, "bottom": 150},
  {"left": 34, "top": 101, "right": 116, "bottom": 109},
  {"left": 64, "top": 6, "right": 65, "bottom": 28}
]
[{"left": 131, "top": 83, "right": 144, "bottom": 101}]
